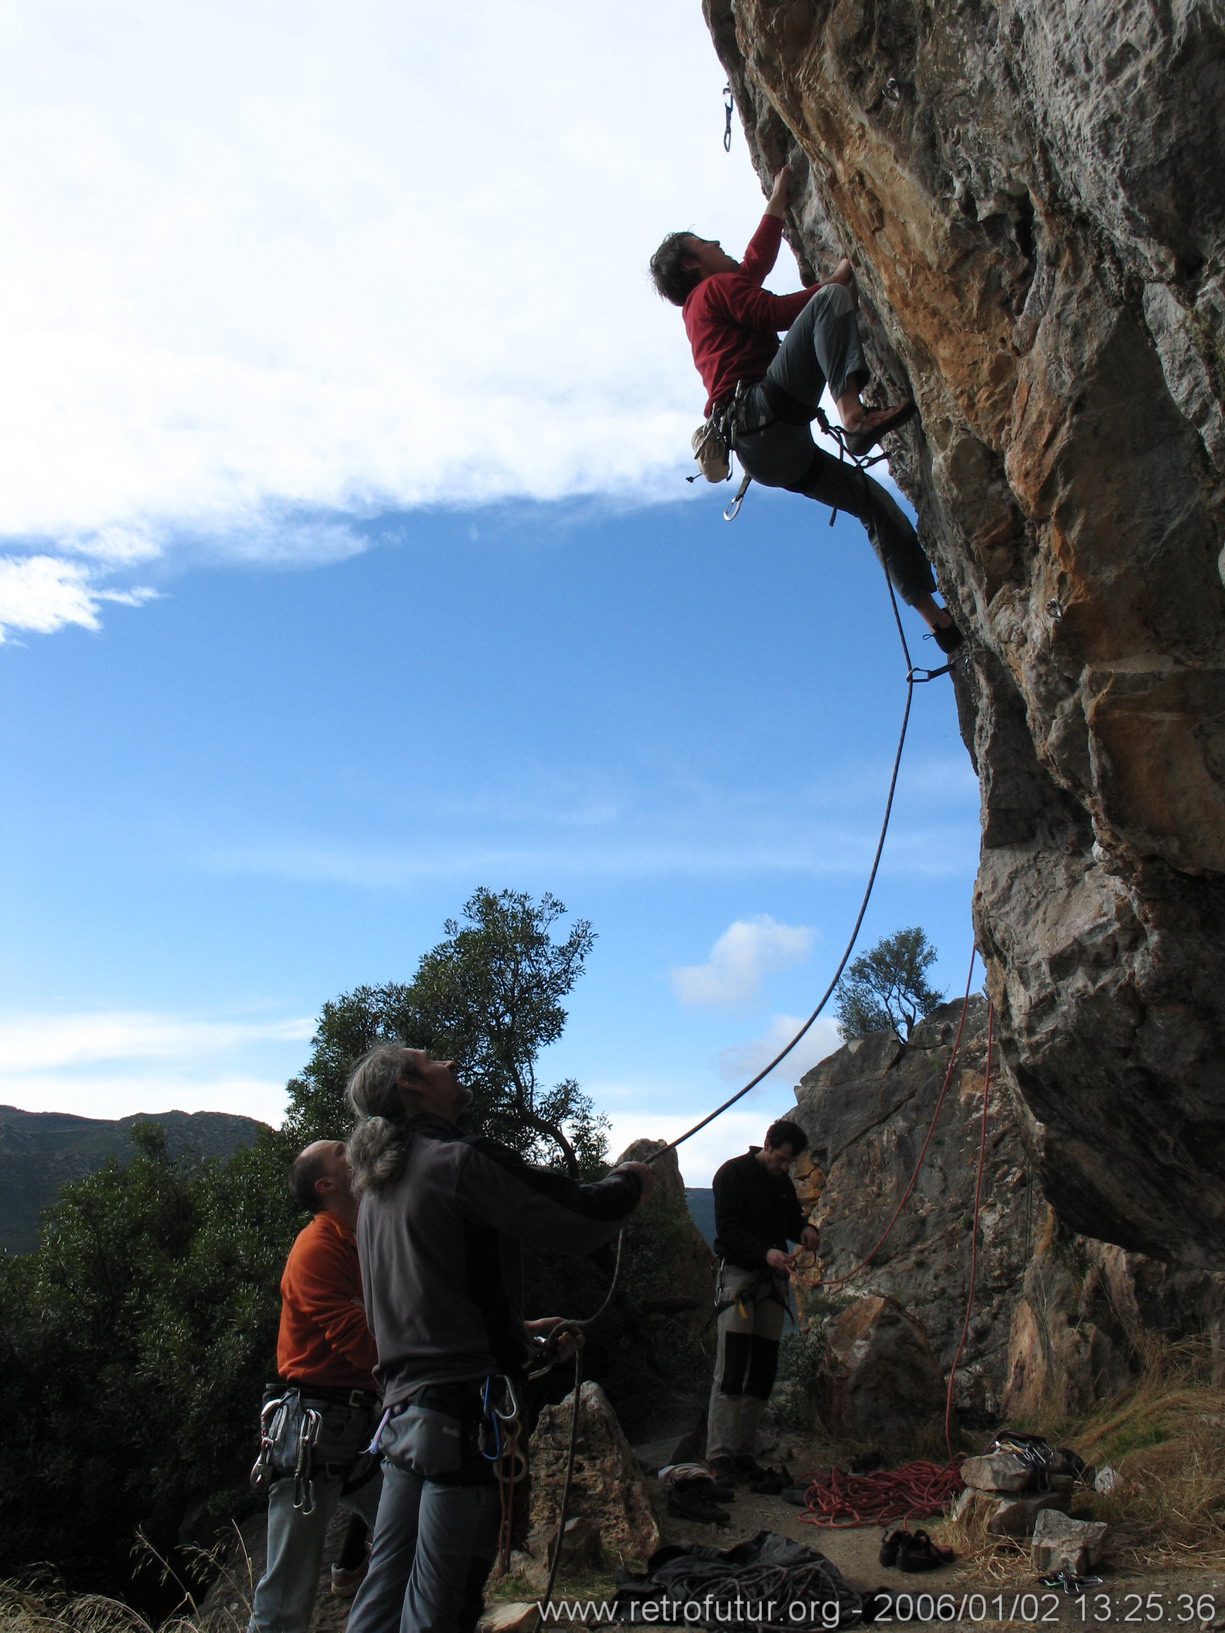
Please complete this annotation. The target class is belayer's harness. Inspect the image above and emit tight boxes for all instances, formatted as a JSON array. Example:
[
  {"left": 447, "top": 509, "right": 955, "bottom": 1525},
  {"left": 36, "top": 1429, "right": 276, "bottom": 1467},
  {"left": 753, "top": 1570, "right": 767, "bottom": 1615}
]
[
  {"left": 711, "top": 1262, "right": 793, "bottom": 1327},
  {"left": 249, "top": 1381, "right": 379, "bottom": 1517}
]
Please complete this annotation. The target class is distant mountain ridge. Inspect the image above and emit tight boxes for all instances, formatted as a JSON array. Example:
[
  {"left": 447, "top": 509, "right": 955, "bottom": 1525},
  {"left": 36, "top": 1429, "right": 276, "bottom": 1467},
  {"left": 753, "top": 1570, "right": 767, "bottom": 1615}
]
[{"left": 0, "top": 1104, "right": 269, "bottom": 1255}]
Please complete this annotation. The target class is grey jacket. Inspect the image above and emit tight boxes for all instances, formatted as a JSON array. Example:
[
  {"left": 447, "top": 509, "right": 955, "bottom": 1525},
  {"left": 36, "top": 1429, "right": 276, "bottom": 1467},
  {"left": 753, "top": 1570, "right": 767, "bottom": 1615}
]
[{"left": 357, "top": 1117, "right": 642, "bottom": 1406}]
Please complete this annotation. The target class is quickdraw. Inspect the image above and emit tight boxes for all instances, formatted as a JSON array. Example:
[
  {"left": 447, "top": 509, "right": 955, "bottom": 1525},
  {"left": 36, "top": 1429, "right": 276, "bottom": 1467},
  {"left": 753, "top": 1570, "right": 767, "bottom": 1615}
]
[
  {"left": 249, "top": 1391, "right": 289, "bottom": 1495},
  {"left": 481, "top": 1373, "right": 528, "bottom": 1574},
  {"left": 292, "top": 1403, "right": 323, "bottom": 1515}
]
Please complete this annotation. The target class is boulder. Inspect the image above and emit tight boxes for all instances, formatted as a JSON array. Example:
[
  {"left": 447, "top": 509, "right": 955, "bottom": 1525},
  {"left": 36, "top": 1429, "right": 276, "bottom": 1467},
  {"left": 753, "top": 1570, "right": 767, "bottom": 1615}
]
[
  {"left": 527, "top": 1380, "right": 659, "bottom": 1567},
  {"left": 814, "top": 1295, "right": 944, "bottom": 1448},
  {"left": 953, "top": 1486, "right": 1070, "bottom": 1539},
  {"left": 478, "top": 1606, "right": 539, "bottom": 1633},
  {"left": 959, "top": 1452, "right": 1038, "bottom": 1493},
  {"left": 1031, "top": 1509, "right": 1109, "bottom": 1575}
]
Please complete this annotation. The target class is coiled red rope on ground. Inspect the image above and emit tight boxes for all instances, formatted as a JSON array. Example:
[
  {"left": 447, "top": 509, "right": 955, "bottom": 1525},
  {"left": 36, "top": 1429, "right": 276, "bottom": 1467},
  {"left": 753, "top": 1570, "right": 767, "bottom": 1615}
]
[{"left": 799, "top": 1460, "right": 965, "bottom": 1528}]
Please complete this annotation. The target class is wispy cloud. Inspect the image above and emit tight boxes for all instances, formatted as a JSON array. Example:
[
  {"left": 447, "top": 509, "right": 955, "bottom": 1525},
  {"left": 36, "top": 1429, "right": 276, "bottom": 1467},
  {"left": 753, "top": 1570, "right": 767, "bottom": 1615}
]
[
  {"left": 672, "top": 917, "right": 815, "bottom": 1006},
  {"left": 716, "top": 1013, "right": 842, "bottom": 1086},
  {"left": 0, "top": 555, "right": 157, "bottom": 641},
  {"left": 0, "top": 1010, "right": 313, "bottom": 1073},
  {"left": 0, "top": 1008, "right": 313, "bottom": 1123}
]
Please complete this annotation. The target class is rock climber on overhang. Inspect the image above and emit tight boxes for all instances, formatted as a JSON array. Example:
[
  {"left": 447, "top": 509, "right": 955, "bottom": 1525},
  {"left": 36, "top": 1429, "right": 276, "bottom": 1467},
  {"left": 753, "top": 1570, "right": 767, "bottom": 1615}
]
[{"left": 650, "top": 167, "right": 962, "bottom": 656}]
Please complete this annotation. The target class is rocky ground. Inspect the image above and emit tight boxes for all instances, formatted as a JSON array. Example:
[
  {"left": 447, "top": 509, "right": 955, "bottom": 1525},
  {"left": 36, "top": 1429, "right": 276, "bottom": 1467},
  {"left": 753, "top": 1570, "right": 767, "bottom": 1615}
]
[{"left": 199, "top": 1427, "right": 1225, "bottom": 1633}]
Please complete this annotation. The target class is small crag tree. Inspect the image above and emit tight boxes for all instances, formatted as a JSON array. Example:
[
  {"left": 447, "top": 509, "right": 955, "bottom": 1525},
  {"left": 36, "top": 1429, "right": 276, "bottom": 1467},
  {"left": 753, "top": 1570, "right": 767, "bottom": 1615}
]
[{"left": 834, "top": 926, "right": 943, "bottom": 1041}]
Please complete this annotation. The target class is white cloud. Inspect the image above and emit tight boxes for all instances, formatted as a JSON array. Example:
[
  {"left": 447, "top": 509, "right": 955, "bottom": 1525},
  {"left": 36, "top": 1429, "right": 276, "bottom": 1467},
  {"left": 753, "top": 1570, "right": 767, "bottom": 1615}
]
[
  {"left": 2, "top": 1072, "right": 290, "bottom": 1125},
  {"left": 672, "top": 916, "right": 815, "bottom": 1006},
  {"left": 716, "top": 1013, "right": 842, "bottom": 1086},
  {"left": 0, "top": 554, "right": 157, "bottom": 640},
  {"left": 0, "top": 1008, "right": 315, "bottom": 1124},
  {"left": 0, "top": 0, "right": 797, "bottom": 634},
  {"left": 0, "top": 1009, "right": 313, "bottom": 1072}
]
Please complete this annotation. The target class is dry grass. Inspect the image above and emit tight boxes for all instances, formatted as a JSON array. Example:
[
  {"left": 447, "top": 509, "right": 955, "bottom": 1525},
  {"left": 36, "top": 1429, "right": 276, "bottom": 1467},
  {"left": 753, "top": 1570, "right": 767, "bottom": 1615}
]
[
  {"left": 0, "top": 1584, "right": 157, "bottom": 1633},
  {"left": 939, "top": 1338, "right": 1225, "bottom": 1580},
  {"left": 0, "top": 1530, "right": 252, "bottom": 1633}
]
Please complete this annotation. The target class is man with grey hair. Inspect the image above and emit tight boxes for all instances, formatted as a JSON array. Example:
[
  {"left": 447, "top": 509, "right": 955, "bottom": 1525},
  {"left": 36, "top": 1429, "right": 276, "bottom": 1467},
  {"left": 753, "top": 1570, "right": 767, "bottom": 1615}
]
[{"left": 344, "top": 1045, "right": 653, "bottom": 1633}]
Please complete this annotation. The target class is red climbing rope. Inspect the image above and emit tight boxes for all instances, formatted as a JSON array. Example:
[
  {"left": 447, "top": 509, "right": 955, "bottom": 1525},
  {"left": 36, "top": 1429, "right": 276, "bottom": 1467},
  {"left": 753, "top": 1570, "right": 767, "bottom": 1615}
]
[
  {"left": 814, "top": 946, "right": 979, "bottom": 1291},
  {"left": 942, "top": 999, "right": 995, "bottom": 1456},
  {"left": 800, "top": 1460, "right": 964, "bottom": 1528}
]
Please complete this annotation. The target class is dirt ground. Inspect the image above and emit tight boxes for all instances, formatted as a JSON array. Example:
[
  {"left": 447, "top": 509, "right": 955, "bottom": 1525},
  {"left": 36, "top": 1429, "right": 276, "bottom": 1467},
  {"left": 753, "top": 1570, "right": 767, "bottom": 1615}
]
[
  {"left": 210, "top": 1438, "right": 1225, "bottom": 1633},
  {"left": 644, "top": 1438, "right": 1225, "bottom": 1629}
]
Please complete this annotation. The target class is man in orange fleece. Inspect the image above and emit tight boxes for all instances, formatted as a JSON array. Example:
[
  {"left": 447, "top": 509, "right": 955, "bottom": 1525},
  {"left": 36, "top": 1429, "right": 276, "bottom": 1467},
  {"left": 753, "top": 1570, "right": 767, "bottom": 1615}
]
[{"left": 248, "top": 1141, "right": 382, "bottom": 1633}]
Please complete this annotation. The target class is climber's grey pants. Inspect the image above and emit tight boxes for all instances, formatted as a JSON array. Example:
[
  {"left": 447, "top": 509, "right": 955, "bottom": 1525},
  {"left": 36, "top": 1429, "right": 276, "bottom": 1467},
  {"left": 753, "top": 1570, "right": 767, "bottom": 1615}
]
[
  {"left": 706, "top": 1263, "right": 788, "bottom": 1463},
  {"left": 733, "top": 284, "right": 936, "bottom": 607}
]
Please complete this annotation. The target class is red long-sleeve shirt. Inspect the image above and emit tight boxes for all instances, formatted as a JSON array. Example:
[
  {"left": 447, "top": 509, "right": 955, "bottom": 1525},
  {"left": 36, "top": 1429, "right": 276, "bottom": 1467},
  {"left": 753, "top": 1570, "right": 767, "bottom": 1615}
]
[
  {"left": 682, "top": 213, "right": 821, "bottom": 415},
  {"left": 276, "top": 1208, "right": 379, "bottom": 1393}
]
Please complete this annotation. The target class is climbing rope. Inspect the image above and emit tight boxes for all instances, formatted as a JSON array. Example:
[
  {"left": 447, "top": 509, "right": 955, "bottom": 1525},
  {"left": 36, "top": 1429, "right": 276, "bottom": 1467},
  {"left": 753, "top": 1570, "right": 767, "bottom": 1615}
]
[
  {"left": 942, "top": 999, "right": 995, "bottom": 1456},
  {"left": 801, "top": 1460, "right": 964, "bottom": 1528},
  {"left": 660, "top": 520, "right": 952, "bottom": 1158},
  {"left": 813, "top": 947, "right": 979, "bottom": 1291},
  {"left": 537, "top": 1348, "right": 584, "bottom": 1622}
]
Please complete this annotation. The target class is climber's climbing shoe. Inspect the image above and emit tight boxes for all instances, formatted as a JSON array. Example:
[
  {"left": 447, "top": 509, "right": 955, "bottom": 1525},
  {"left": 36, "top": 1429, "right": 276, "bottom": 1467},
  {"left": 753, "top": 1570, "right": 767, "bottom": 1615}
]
[{"left": 843, "top": 402, "right": 917, "bottom": 457}]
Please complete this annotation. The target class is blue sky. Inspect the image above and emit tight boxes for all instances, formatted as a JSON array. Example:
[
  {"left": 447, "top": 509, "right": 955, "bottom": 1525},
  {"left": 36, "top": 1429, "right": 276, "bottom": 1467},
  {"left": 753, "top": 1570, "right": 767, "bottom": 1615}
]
[{"left": 0, "top": 0, "right": 980, "bottom": 1183}]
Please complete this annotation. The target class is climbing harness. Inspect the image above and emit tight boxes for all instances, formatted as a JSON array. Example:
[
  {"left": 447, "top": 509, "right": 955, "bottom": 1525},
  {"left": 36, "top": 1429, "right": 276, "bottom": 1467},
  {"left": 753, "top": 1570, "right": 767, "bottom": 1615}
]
[{"left": 723, "top": 85, "right": 734, "bottom": 153}]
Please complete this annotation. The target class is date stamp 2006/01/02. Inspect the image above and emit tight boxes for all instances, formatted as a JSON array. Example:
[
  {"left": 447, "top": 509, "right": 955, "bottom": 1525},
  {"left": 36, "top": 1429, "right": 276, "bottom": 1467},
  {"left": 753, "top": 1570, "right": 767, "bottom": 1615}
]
[{"left": 870, "top": 1590, "right": 1220, "bottom": 1622}]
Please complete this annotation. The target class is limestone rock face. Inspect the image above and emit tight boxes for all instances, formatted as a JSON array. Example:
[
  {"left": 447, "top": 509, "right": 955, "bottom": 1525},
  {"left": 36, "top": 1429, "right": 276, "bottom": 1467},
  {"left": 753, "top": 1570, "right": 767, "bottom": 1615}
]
[
  {"left": 705, "top": 0, "right": 1225, "bottom": 1262},
  {"left": 794, "top": 999, "right": 1032, "bottom": 1423},
  {"left": 790, "top": 1000, "right": 1225, "bottom": 1428}
]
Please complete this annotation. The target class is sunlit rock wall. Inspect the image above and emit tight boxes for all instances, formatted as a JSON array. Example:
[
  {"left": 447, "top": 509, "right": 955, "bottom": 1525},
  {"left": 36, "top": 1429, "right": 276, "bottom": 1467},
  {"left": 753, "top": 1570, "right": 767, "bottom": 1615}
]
[{"left": 705, "top": 0, "right": 1225, "bottom": 1263}]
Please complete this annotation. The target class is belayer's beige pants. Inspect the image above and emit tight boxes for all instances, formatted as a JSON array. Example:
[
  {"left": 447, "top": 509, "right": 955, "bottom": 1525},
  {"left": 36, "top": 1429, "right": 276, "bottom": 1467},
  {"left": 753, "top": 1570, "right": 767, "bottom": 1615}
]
[{"left": 705, "top": 1262, "right": 788, "bottom": 1462}]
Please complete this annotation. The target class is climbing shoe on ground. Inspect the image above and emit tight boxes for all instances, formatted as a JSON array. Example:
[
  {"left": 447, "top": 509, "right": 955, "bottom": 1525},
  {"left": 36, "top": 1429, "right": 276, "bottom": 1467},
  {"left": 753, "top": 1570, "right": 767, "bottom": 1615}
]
[
  {"left": 843, "top": 402, "right": 917, "bottom": 457},
  {"left": 897, "top": 1530, "right": 954, "bottom": 1571},
  {"left": 666, "top": 1486, "right": 730, "bottom": 1525},
  {"left": 879, "top": 1529, "right": 904, "bottom": 1568},
  {"left": 932, "top": 621, "right": 964, "bottom": 655},
  {"left": 749, "top": 1465, "right": 794, "bottom": 1495},
  {"left": 733, "top": 1453, "right": 768, "bottom": 1482},
  {"left": 780, "top": 1483, "right": 810, "bottom": 1506}
]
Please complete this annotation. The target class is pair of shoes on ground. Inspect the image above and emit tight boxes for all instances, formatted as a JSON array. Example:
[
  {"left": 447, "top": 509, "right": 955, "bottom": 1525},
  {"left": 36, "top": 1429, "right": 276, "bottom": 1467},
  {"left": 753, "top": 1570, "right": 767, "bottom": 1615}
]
[
  {"left": 879, "top": 1528, "right": 955, "bottom": 1571},
  {"left": 842, "top": 401, "right": 917, "bottom": 457}
]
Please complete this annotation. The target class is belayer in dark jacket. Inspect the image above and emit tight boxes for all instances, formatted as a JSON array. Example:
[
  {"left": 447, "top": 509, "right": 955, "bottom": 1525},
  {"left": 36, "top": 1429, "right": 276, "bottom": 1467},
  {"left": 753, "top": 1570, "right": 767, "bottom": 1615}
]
[{"left": 706, "top": 1118, "right": 819, "bottom": 1485}]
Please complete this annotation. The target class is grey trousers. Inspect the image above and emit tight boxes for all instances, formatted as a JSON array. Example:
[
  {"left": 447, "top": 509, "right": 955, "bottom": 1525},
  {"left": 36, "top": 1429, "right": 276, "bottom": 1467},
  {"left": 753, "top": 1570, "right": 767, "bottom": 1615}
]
[
  {"left": 734, "top": 283, "right": 936, "bottom": 607},
  {"left": 345, "top": 1401, "right": 501, "bottom": 1633},
  {"left": 249, "top": 1395, "right": 383, "bottom": 1633},
  {"left": 706, "top": 1263, "right": 788, "bottom": 1463}
]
